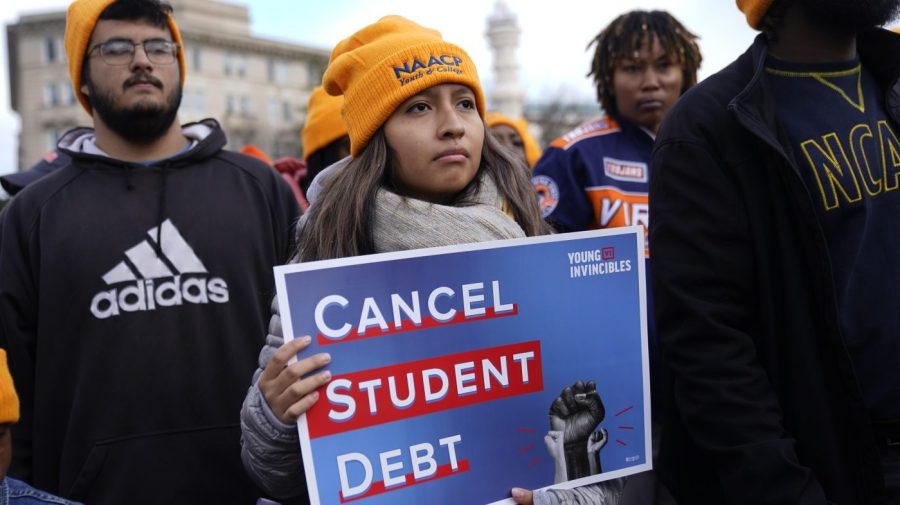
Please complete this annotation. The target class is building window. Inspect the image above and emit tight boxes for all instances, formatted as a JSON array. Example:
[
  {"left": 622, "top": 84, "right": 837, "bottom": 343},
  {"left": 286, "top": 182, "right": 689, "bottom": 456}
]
[
  {"left": 44, "top": 83, "right": 75, "bottom": 107},
  {"left": 237, "top": 56, "right": 247, "bottom": 79},
  {"left": 274, "top": 130, "right": 300, "bottom": 159},
  {"left": 308, "top": 62, "right": 327, "bottom": 89},
  {"left": 224, "top": 53, "right": 233, "bottom": 76},
  {"left": 282, "top": 101, "right": 292, "bottom": 121},
  {"left": 43, "top": 83, "right": 59, "bottom": 107},
  {"left": 268, "top": 61, "right": 289, "bottom": 85},
  {"left": 267, "top": 96, "right": 279, "bottom": 122},
  {"left": 273, "top": 61, "right": 289, "bottom": 85},
  {"left": 43, "top": 37, "right": 58, "bottom": 63},
  {"left": 191, "top": 47, "right": 203, "bottom": 71},
  {"left": 226, "top": 94, "right": 235, "bottom": 115},
  {"left": 194, "top": 90, "right": 206, "bottom": 112},
  {"left": 295, "top": 63, "right": 309, "bottom": 88},
  {"left": 223, "top": 53, "right": 246, "bottom": 77},
  {"left": 240, "top": 95, "right": 250, "bottom": 116},
  {"left": 181, "top": 89, "right": 206, "bottom": 117},
  {"left": 230, "top": 131, "right": 249, "bottom": 149},
  {"left": 46, "top": 127, "right": 63, "bottom": 151},
  {"left": 63, "top": 84, "right": 76, "bottom": 106}
]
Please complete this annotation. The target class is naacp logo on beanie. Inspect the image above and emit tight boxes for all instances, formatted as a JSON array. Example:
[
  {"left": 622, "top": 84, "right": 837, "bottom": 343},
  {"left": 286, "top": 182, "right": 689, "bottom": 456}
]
[
  {"left": 322, "top": 15, "right": 486, "bottom": 157},
  {"left": 393, "top": 54, "right": 466, "bottom": 85}
]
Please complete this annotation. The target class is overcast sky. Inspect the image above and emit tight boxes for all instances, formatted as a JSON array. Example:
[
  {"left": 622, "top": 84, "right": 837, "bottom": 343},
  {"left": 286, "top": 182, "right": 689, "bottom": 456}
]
[{"left": 0, "top": 0, "right": 765, "bottom": 176}]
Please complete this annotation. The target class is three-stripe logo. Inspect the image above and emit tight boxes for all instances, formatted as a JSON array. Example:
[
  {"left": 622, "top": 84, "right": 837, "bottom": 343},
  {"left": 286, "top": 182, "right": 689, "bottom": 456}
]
[{"left": 90, "top": 219, "right": 229, "bottom": 319}]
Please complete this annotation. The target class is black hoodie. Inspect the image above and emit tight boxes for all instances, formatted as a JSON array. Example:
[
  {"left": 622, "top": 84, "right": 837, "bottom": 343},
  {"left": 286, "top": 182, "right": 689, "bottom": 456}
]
[
  {"left": 0, "top": 119, "right": 299, "bottom": 504},
  {"left": 649, "top": 32, "right": 900, "bottom": 505}
]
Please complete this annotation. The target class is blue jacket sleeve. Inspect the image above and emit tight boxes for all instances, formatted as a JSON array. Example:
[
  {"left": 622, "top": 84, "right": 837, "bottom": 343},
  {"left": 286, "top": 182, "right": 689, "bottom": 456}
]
[{"left": 532, "top": 147, "right": 593, "bottom": 232}]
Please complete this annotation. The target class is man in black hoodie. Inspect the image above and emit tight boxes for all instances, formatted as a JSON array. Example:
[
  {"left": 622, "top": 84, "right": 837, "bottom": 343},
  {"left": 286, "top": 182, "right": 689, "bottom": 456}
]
[
  {"left": 649, "top": 0, "right": 900, "bottom": 504},
  {"left": 0, "top": 0, "right": 299, "bottom": 503}
]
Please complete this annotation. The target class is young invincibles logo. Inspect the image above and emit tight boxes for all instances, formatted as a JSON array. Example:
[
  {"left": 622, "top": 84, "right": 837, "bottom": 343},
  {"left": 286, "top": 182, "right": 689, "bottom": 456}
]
[{"left": 90, "top": 219, "right": 229, "bottom": 319}]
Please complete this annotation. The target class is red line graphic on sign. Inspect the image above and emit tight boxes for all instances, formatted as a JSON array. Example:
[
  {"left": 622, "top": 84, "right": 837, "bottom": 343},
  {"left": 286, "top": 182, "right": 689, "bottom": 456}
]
[
  {"left": 614, "top": 405, "right": 634, "bottom": 417},
  {"left": 318, "top": 306, "right": 519, "bottom": 346},
  {"left": 338, "top": 459, "right": 471, "bottom": 503}
]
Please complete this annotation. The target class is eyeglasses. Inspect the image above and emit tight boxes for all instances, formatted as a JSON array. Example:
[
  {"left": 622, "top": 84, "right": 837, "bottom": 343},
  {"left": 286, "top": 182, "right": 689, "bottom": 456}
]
[{"left": 88, "top": 39, "right": 180, "bottom": 66}]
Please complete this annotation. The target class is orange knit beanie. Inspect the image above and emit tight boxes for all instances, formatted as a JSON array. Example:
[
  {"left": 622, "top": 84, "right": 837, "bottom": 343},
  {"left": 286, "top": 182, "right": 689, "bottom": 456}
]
[
  {"left": 736, "top": 0, "right": 776, "bottom": 29},
  {"left": 322, "top": 15, "right": 485, "bottom": 157},
  {"left": 239, "top": 145, "right": 274, "bottom": 166},
  {"left": 302, "top": 86, "right": 348, "bottom": 161},
  {"left": 0, "top": 350, "right": 20, "bottom": 425},
  {"left": 65, "top": 0, "right": 187, "bottom": 114},
  {"left": 485, "top": 112, "right": 542, "bottom": 168}
]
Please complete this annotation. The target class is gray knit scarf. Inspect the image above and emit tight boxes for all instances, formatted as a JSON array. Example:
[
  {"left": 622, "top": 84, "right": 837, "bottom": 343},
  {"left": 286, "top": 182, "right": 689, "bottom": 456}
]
[{"left": 372, "top": 175, "right": 526, "bottom": 252}]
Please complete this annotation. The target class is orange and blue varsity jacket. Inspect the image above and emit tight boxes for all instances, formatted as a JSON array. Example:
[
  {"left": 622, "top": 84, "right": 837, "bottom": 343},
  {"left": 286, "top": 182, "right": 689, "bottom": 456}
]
[{"left": 532, "top": 114, "right": 654, "bottom": 257}]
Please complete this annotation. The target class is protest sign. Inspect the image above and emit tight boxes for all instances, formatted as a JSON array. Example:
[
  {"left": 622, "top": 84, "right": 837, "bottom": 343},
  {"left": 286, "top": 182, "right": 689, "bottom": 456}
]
[{"left": 274, "top": 226, "right": 651, "bottom": 504}]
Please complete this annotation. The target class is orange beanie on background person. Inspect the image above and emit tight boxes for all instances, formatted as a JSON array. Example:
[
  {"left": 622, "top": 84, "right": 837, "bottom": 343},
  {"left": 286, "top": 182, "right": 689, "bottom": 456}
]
[
  {"left": 239, "top": 84, "right": 352, "bottom": 211},
  {"left": 301, "top": 86, "right": 349, "bottom": 193},
  {"left": 0, "top": 351, "right": 19, "bottom": 429},
  {"left": 485, "top": 112, "right": 542, "bottom": 169},
  {"left": 238, "top": 144, "right": 274, "bottom": 166},
  {"left": 0, "top": 349, "right": 83, "bottom": 504},
  {"left": 735, "top": 0, "right": 775, "bottom": 28}
]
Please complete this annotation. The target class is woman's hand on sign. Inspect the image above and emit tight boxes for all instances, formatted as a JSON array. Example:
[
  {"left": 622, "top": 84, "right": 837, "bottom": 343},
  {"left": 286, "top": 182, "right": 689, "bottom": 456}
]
[
  {"left": 259, "top": 336, "right": 333, "bottom": 423},
  {"left": 510, "top": 487, "right": 534, "bottom": 505}
]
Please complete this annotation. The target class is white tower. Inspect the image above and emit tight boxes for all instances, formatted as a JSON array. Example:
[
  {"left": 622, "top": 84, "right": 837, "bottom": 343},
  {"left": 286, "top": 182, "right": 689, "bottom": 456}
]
[{"left": 485, "top": 1, "right": 524, "bottom": 119}]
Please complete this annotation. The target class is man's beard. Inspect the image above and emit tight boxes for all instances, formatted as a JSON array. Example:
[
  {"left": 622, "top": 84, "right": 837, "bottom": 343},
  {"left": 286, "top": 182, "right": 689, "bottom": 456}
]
[
  {"left": 86, "top": 72, "right": 182, "bottom": 145},
  {"left": 798, "top": 0, "right": 900, "bottom": 35}
]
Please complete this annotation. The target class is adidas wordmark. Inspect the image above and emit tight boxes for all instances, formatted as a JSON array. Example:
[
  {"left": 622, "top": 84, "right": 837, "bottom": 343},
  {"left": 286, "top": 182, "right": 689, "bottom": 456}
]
[{"left": 90, "top": 219, "right": 230, "bottom": 319}]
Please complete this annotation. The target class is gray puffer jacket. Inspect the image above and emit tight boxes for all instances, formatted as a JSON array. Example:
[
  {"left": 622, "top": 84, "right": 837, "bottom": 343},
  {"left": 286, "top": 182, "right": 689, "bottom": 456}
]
[{"left": 240, "top": 297, "right": 307, "bottom": 501}]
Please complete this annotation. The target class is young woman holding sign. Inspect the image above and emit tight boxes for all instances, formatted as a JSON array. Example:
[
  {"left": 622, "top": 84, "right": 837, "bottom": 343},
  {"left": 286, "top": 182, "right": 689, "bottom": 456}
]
[{"left": 238, "top": 14, "right": 562, "bottom": 503}]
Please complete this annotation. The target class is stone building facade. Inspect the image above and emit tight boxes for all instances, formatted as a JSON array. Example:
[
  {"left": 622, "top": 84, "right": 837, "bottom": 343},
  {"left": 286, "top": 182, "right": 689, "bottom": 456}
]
[{"left": 6, "top": 0, "right": 330, "bottom": 170}]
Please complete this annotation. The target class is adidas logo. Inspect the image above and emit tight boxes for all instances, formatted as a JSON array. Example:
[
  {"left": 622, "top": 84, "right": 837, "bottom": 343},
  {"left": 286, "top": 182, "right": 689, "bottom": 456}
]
[{"left": 90, "top": 219, "right": 229, "bottom": 319}]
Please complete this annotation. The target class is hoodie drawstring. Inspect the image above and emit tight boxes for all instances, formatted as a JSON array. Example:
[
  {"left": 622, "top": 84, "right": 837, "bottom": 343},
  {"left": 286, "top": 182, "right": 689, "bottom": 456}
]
[{"left": 155, "top": 167, "right": 169, "bottom": 258}]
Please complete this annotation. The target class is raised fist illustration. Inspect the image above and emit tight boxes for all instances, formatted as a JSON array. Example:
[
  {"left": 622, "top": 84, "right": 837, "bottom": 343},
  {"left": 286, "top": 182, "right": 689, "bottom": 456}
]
[{"left": 547, "top": 380, "right": 605, "bottom": 480}]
